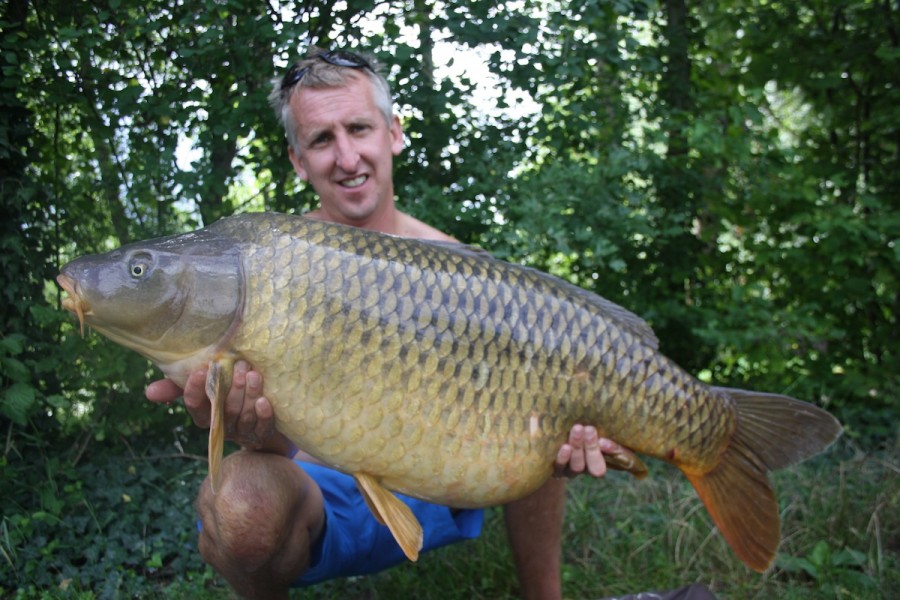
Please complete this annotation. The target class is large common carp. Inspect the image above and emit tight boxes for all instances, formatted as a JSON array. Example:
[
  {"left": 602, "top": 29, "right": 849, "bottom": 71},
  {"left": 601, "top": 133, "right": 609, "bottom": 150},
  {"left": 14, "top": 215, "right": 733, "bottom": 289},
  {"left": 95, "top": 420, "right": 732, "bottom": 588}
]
[{"left": 57, "top": 212, "right": 841, "bottom": 572}]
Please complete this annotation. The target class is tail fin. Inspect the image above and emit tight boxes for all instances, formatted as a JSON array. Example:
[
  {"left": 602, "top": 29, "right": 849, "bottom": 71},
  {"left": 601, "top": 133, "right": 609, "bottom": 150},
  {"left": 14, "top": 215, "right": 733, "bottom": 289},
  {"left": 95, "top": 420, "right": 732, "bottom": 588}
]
[{"left": 684, "top": 388, "right": 842, "bottom": 572}]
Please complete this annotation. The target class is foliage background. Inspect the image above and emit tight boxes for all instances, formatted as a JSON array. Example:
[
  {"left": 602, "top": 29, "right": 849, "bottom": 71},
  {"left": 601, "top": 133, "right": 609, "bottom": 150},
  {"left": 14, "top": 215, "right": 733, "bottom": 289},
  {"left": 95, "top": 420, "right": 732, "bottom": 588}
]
[{"left": 1, "top": 0, "right": 897, "bottom": 597}]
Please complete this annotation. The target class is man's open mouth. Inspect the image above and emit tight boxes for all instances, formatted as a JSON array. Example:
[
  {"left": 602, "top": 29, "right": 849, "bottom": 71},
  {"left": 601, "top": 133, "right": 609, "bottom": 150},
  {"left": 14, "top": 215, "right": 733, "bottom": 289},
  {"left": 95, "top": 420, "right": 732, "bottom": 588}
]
[{"left": 341, "top": 175, "right": 367, "bottom": 188}]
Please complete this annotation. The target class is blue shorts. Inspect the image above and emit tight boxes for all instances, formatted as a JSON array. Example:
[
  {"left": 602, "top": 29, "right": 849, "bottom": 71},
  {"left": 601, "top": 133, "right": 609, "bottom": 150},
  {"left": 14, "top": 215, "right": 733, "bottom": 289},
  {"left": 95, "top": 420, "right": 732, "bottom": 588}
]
[{"left": 296, "top": 461, "right": 484, "bottom": 586}]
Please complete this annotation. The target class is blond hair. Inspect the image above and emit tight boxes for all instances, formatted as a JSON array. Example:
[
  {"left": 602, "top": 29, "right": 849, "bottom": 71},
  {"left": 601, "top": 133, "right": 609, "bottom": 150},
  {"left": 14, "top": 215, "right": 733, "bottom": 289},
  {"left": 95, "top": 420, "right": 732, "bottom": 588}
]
[{"left": 268, "top": 48, "right": 393, "bottom": 153}]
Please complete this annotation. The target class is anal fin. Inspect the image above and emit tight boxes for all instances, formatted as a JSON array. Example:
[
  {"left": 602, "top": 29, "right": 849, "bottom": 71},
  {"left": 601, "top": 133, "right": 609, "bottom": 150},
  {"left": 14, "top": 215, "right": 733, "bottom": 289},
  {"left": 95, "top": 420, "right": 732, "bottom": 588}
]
[{"left": 354, "top": 473, "right": 424, "bottom": 562}]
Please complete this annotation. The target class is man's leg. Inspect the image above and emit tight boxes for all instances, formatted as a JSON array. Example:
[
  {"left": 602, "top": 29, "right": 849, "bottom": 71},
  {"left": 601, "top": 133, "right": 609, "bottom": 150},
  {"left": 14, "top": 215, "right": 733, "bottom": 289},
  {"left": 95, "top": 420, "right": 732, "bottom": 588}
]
[
  {"left": 196, "top": 450, "right": 325, "bottom": 600},
  {"left": 503, "top": 477, "right": 567, "bottom": 600},
  {"left": 505, "top": 426, "right": 619, "bottom": 599}
]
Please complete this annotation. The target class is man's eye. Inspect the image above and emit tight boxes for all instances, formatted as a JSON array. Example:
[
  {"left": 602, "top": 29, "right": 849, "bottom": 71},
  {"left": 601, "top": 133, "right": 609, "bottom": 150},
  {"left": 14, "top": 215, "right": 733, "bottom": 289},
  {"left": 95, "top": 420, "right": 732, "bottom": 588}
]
[{"left": 310, "top": 134, "right": 331, "bottom": 146}]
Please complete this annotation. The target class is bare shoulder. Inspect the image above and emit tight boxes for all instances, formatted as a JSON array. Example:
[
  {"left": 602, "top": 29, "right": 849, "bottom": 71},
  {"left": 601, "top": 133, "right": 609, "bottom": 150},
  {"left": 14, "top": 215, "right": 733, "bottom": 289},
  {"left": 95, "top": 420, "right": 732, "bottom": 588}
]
[{"left": 396, "top": 212, "right": 458, "bottom": 243}]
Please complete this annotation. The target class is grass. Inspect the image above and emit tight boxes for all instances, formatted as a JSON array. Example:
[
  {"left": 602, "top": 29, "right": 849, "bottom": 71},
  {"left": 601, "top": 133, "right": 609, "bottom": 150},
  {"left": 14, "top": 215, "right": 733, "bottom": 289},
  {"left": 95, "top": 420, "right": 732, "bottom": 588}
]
[
  {"left": 288, "top": 436, "right": 898, "bottom": 600},
  {"left": 1, "top": 435, "right": 897, "bottom": 599}
]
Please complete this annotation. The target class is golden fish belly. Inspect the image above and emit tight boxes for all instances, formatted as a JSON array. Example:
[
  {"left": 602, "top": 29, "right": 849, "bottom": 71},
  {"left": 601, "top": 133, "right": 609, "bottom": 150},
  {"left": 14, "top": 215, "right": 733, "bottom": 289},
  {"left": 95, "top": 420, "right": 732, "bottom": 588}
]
[{"left": 229, "top": 218, "right": 734, "bottom": 507}]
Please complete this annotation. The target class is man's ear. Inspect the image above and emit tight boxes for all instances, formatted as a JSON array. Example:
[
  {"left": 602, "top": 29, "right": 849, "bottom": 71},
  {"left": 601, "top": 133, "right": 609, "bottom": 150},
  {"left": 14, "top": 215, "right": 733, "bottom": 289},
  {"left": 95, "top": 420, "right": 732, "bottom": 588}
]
[
  {"left": 390, "top": 115, "right": 404, "bottom": 156},
  {"left": 288, "top": 146, "right": 308, "bottom": 180}
]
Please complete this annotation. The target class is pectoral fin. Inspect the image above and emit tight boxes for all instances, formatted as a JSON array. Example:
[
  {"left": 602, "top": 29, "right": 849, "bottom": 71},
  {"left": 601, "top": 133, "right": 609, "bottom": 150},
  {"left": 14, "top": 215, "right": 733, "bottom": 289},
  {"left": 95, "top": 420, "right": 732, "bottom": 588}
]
[
  {"left": 353, "top": 473, "right": 424, "bottom": 562},
  {"left": 206, "top": 359, "right": 234, "bottom": 494}
]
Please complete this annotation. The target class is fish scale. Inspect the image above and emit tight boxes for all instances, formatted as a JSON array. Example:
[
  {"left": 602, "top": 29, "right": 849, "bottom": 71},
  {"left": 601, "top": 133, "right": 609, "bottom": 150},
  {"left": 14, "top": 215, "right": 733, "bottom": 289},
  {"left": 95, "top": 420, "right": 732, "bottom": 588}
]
[
  {"left": 239, "top": 217, "right": 691, "bottom": 497},
  {"left": 58, "top": 211, "right": 842, "bottom": 571}
]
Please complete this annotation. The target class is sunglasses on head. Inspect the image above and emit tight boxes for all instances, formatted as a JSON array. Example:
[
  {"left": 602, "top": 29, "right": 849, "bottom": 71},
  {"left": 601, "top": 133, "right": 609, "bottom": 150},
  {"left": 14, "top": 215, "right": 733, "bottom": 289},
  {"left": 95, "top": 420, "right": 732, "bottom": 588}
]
[{"left": 280, "top": 50, "right": 374, "bottom": 91}]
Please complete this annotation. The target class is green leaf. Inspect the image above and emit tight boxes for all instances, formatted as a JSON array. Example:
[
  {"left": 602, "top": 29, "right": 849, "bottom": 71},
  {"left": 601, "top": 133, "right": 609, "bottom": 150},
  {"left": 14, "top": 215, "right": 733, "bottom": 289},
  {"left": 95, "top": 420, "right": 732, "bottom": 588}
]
[
  {"left": 45, "top": 394, "right": 70, "bottom": 410},
  {"left": 832, "top": 547, "right": 867, "bottom": 568},
  {"left": 0, "top": 356, "right": 29, "bottom": 383},
  {"left": 777, "top": 553, "right": 820, "bottom": 579},
  {"left": 809, "top": 540, "right": 831, "bottom": 567},
  {"left": 0, "top": 334, "right": 25, "bottom": 356},
  {"left": 2, "top": 382, "right": 35, "bottom": 425}
]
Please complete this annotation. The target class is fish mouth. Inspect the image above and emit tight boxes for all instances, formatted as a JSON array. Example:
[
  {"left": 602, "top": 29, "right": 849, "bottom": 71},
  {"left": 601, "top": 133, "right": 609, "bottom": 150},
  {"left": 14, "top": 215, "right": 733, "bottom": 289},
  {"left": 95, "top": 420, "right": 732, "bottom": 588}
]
[{"left": 56, "top": 273, "right": 89, "bottom": 336}]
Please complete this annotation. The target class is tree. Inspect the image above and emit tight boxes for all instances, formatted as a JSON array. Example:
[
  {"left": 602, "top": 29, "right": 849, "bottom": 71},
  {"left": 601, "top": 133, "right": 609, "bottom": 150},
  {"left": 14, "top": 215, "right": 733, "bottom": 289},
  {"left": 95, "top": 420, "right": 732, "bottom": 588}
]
[{"left": 3, "top": 0, "right": 896, "bottom": 469}]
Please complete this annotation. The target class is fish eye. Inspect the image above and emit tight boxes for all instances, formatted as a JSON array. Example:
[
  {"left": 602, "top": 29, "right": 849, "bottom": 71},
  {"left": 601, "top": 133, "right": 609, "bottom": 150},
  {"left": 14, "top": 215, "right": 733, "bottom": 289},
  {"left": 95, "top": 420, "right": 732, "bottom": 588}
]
[{"left": 129, "top": 253, "right": 153, "bottom": 278}]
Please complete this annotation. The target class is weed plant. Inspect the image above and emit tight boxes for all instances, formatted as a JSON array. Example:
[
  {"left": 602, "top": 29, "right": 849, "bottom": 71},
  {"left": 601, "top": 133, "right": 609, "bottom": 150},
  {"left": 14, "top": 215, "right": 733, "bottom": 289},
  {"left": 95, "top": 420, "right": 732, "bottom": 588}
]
[{"left": 1, "top": 435, "right": 896, "bottom": 599}]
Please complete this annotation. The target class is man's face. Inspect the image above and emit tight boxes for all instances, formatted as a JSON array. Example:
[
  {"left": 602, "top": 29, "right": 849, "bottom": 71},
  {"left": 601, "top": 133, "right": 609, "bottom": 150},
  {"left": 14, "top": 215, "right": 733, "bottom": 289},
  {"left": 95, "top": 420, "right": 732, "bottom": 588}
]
[{"left": 287, "top": 75, "right": 403, "bottom": 226}]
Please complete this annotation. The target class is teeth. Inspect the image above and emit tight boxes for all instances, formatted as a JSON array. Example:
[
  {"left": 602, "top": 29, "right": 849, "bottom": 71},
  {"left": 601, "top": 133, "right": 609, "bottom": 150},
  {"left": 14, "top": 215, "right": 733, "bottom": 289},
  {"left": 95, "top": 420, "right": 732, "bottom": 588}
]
[{"left": 342, "top": 176, "right": 367, "bottom": 188}]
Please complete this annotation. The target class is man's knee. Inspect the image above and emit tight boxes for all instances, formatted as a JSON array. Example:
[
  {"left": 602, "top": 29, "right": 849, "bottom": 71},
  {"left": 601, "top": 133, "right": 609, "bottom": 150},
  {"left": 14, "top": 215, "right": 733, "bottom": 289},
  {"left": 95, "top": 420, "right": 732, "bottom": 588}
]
[{"left": 197, "top": 451, "right": 320, "bottom": 570}]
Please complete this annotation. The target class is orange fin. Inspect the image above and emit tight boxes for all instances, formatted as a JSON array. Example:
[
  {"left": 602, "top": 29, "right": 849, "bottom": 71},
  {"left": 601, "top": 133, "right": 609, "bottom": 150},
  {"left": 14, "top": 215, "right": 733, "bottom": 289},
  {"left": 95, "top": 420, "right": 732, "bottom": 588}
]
[
  {"left": 354, "top": 473, "right": 424, "bottom": 562},
  {"left": 685, "top": 446, "right": 778, "bottom": 572},
  {"left": 686, "top": 388, "right": 842, "bottom": 572},
  {"left": 205, "top": 359, "right": 234, "bottom": 495}
]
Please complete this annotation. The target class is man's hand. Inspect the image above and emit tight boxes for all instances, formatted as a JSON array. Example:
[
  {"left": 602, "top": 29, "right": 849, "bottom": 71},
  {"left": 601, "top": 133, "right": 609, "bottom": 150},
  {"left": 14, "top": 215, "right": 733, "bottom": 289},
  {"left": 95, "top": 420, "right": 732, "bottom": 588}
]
[
  {"left": 146, "top": 362, "right": 294, "bottom": 455},
  {"left": 553, "top": 424, "right": 635, "bottom": 479}
]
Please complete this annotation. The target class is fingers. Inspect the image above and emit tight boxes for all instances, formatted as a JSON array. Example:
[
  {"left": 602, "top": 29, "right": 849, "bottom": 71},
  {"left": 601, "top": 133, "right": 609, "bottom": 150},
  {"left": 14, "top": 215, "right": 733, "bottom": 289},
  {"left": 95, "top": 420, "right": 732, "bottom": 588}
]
[
  {"left": 583, "top": 427, "right": 607, "bottom": 477},
  {"left": 554, "top": 425, "right": 618, "bottom": 479},
  {"left": 555, "top": 443, "right": 574, "bottom": 468},
  {"left": 148, "top": 362, "right": 275, "bottom": 449},
  {"left": 566, "top": 425, "right": 588, "bottom": 474},
  {"left": 183, "top": 368, "right": 212, "bottom": 428},
  {"left": 250, "top": 374, "right": 277, "bottom": 444},
  {"left": 225, "top": 361, "right": 250, "bottom": 433},
  {"left": 566, "top": 425, "right": 606, "bottom": 477},
  {"left": 145, "top": 378, "right": 184, "bottom": 404},
  {"left": 226, "top": 364, "right": 276, "bottom": 448}
]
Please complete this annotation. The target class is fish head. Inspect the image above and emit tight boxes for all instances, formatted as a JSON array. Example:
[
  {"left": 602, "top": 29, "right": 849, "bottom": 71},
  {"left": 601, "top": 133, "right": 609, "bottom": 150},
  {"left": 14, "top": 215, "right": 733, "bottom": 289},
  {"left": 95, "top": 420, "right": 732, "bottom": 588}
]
[{"left": 57, "top": 229, "right": 244, "bottom": 375}]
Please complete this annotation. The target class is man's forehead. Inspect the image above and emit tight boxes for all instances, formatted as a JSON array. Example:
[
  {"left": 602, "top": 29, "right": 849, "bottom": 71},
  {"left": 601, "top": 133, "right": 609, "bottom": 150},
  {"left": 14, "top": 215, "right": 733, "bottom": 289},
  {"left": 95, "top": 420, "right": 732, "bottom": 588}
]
[{"left": 291, "top": 77, "right": 377, "bottom": 127}]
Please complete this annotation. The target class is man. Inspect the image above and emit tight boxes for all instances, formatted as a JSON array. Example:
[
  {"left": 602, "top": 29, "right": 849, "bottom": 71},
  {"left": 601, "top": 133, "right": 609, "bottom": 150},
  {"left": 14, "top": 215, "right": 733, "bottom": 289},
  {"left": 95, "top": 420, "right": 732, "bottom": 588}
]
[{"left": 146, "top": 48, "right": 630, "bottom": 599}]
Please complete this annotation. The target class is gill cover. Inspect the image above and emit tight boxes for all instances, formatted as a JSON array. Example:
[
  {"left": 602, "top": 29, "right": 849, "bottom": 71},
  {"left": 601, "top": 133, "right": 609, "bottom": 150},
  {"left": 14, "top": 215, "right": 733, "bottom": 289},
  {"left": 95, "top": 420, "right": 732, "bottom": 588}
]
[{"left": 58, "top": 229, "right": 243, "bottom": 365}]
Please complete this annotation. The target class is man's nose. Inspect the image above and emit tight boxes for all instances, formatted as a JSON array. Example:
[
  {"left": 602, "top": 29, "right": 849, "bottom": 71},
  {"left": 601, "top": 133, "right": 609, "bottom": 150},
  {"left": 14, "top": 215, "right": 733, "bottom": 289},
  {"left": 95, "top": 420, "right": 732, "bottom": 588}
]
[{"left": 333, "top": 133, "right": 360, "bottom": 171}]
